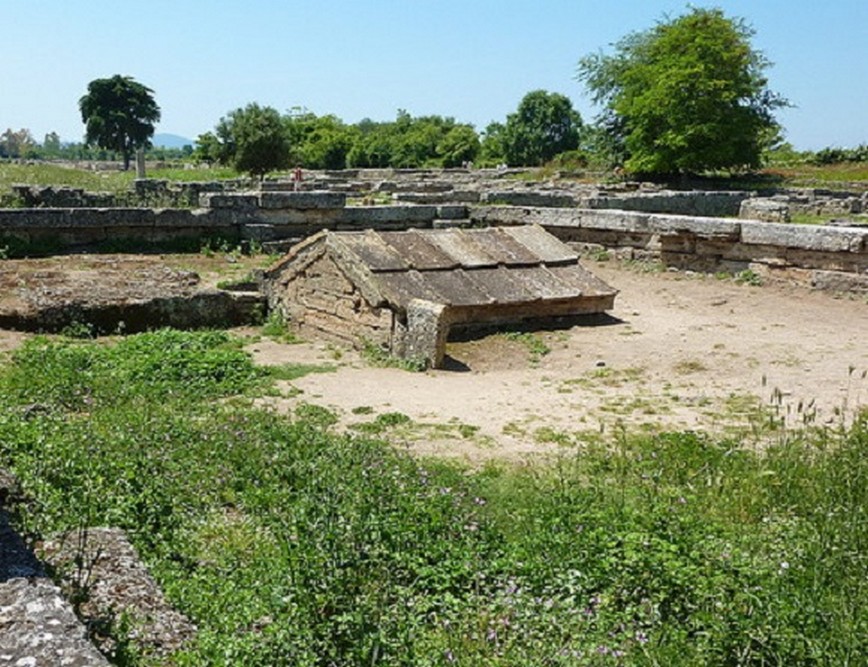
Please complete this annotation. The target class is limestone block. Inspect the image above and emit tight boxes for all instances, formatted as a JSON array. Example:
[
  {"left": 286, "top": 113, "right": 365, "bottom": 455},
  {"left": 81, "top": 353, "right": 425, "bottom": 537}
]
[
  {"left": 649, "top": 214, "right": 741, "bottom": 239},
  {"left": 199, "top": 193, "right": 259, "bottom": 209},
  {"left": 811, "top": 270, "right": 868, "bottom": 292},
  {"left": 259, "top": 191, "right": 346, "bottom": 210},
  {"left": 70, "top": 208, "right": 155, "bottom": 228},
  {"left": 436, "top": 205, "right": 470, "bottom": 220},
  {"left": 482, "top": 191, "right": 577, "bottom": 208},
  {"left": 339, "top": 205, "right": 438, "bottom": 225},
  {"left": 0, "top": 208, "right": 72, "bottom": 229},
  {"left": 152, "top": 208, "right": 200, "bottom": 228},
  {"left": 405, "top": 298, "right": 451, "bottom": 369},
  {"left": 0, "top": 578, "right": 110, "bottom": 666},
  {"left": 575, "top": 209, "right": 653, "bottom": 233},
  {"left": 739, "top": 198, "right": 791, "bottom": 222},
  {"left": 741, "top": 221, "right": 866, "bottom": 253}
]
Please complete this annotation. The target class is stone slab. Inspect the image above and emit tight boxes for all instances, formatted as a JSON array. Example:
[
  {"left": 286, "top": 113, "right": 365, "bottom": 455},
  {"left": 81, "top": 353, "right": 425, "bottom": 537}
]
[
  {"left": 741, "top": 221, "right": 866, "bottom": 253},
  {"left": 259, "top": 191, "right": 346, "bottom": 210}
]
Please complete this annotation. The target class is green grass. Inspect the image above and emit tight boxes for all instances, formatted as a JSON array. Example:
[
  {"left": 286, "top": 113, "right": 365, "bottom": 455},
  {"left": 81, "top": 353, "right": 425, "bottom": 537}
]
[
  {"left": 0, "top": 329, "right": 866, "bottom": 665},
  {"left": 0, "top": 161, "right": 243, "bottom": 207},
  {"left": 499, "top": 331, "right": 551, "bottom": 364}
]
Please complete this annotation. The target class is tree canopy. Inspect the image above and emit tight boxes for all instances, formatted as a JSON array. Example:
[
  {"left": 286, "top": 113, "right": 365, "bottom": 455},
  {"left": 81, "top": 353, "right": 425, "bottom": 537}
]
[
  {"left": 211, "top": 103, "right": 293, "bottom": 179},
  {"left": 79, "top": 75, "right": 161, "bottom": 170},
  {"left": 576, "top": 8, "right": 787, "bottom": 176},
  {"left": 500, "top": 91, "right": 582, "bottom": 166}
]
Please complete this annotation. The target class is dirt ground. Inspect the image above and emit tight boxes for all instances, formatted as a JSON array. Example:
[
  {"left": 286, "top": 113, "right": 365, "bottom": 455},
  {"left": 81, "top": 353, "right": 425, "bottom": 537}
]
[
  {"left": 247, "top": 260, "right": 868, "bottom": 462},
  {"left": 1, "top": 256, "right": 865, "bottom": 462}
]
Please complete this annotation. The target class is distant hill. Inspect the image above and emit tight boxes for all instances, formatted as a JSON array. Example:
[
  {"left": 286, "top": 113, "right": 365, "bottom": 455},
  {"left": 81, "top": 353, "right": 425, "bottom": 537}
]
[{"left": 152, "top": 133, "right": 194, "bottom": 148}]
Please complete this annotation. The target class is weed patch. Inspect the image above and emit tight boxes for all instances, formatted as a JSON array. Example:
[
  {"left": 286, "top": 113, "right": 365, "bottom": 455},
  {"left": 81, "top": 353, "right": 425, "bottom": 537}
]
[{"left": 0, "top": 330, "right": 865, "bottom": 664}]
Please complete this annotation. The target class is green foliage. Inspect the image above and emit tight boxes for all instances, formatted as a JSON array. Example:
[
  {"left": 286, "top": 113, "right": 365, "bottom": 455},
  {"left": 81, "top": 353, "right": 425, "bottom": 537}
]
[
  {"left": 0, "top": 332, "right": 866, "bottom": 664},
  {"left": 501, "top": 90, "right": 582, "bottom": 166},
  {"left": 500, "top": 331, "right": 551, "bottom": 364},
  {"left": 436, "top": 125, "right": 481, "bottom": 168},
  {"left": 79, "top": 75, "right": 161, "bottom": 170},
  {"left": 478, "top": 121, "right": 507, "bottom": 165},
  {"left": 213, "top": 103, "right": 293, "bottom": 180},
  {"left": 809, "top": 144, "right": 868, "bottom": 166},
  {"left": 0, "top": 128, "right": 37, "bottom": 159},
  {"left": 284, "top": 112, "right": 358, "bottom": 170},
  {"left": 347, "top": 110, "right": 479, "bottom": 169},
  {"left": 577, "top": 8, "right": 788, "bottom": 176}
]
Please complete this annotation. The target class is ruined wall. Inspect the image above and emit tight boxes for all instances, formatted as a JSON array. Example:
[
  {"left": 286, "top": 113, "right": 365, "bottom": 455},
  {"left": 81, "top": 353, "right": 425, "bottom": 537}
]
[
  {"left": 2, "top": 187, "right": 867, "bottom": 292},
  {"left": 266, "top": 251, "right": 395, "bottom": 348},
  {"left": 470, "top": 206, "right": 868, "bottom": 291}
]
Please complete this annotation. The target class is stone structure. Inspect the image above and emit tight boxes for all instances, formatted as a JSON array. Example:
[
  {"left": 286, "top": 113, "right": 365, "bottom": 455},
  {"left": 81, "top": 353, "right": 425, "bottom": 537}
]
[
  {"left": 262, "top": 225, "right": 618, "bottom": 368},
  {"left": 2, "top": 173, "right": 866, "bottom": 291},
  {"left": 471, "top": 206, "right": 868, "bottom": 292},
  {"left": 1, "top": 470, "right": 111, "bottom": 666}
]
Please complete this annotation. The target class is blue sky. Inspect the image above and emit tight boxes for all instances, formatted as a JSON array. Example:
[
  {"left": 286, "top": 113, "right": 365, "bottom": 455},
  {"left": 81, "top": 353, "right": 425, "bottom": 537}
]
[{"left": 3, "top": 0, "right": 866, "bottom": 150}]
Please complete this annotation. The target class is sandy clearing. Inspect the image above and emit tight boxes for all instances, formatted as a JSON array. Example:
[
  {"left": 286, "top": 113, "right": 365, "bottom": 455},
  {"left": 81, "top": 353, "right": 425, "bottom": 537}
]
[{"left": 250, "top": 261, "right": 868, "bottom": 462}]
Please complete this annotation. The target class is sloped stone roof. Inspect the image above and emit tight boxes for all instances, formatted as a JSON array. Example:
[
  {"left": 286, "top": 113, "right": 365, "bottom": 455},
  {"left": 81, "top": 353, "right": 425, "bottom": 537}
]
[{"left": 270, "top": 225, "right": 617, "bottom": 313}]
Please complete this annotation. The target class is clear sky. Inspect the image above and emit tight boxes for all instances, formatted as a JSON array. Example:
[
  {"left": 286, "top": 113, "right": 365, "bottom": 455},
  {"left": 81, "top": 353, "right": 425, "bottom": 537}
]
[{"left": 2, "top": 0, "right": 866, "bottom": 150}]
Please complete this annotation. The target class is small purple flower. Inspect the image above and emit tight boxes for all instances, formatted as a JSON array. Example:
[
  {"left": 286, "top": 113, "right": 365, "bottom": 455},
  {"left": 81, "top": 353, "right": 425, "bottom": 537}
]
[{"left": 444, "top": 649, "right": 456, "bottom": 663}]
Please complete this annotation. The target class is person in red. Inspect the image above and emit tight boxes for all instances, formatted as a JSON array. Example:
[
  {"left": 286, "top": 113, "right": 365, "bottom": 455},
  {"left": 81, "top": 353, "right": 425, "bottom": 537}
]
[{"left": 292, "top": 166, "right": 303, "bottom": 191}]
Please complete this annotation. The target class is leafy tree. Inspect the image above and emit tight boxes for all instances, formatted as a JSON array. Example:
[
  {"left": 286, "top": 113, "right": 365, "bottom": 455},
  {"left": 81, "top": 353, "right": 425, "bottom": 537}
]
[
  {"left": 501, "top": 90, "right": 582, "bottom": 166},
  {"left": 79, "top": 75, "right": 161, "bottom": 170},
  {"left": 213, "top": 103, "right": 292, "bottom": 179},
  {"left": 576, "top": 8, "right": 788, "bottom": 176},
  {"left": 42, "top": 132, "right": 62, "bottom": 157},
  {"left": 479, "top": 122, "right": 507, "bottom": 165},
  {"left": 0, "top": 128, "right": 36, "bottom": 158},
  {"left": 284, "top": 113, "right": 357, "bottom": 169},
  {"left": 192, "top": 131, "right": 225, "bottom": 166},
  {"left": 437, "top": 125, "right": 480, "bottom": 167},
  {"left": 345, "top": 111, "right": 477, "bottom": 168}
]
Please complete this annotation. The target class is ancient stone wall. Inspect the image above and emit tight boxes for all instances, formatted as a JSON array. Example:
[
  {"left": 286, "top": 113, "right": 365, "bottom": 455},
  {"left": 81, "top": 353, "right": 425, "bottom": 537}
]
[
  {"left": 266, "top": 252, "right": 395, "bottom": 348},
  {"left": 2, "top": 184, "right": 866, "bottom": 291},
  {"left": 470, "top": 206, "right": 868, "bottom": 291}
]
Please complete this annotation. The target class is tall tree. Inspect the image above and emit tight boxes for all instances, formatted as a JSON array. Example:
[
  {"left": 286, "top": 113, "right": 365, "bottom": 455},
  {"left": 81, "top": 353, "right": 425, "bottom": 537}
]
[
  {"left": 214, "top": 103, "right": 292, "bottom": 180},
  {"left": 0, "top": 128, "right": 36, "bottom": 158},
  {"left": 577, "top": 8, "right": 787, "bottom": 176},
  {"left": 79, "top": 75, "right": 160, "bottom": 170},
  {"left": 501, "top": 91, "right": 582, "bottom": 166}
]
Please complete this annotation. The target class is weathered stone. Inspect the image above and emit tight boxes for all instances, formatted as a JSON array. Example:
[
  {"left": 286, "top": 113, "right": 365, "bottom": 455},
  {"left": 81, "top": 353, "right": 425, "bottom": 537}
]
[
  {"left": 405, "top": 299, "right": 451, "bottom": 368},
  {"left": 339, "top": 205, "right": 438, "bottom": 226},
  {"left": 811, "top": 270, "right": 868, "bottom": 292},
  {"left": 741, "top": 221, "right": 866, "bottom": 253},
  {"left": 648, "top": 214, "right": 741, "bottom": 239},
  {"left": 199, "top": 193, "right": 259, "bottom": 210},
  {"left": 259, "top": 191, "right": 346, "bottom": 210},
  {"left": 0, "top": 578, "right": 110, "bottom": 666},
  {"left": 435, "top": 205, "right": 469, "bottom": 220},
  {"left": 482, "top": 191, "right": 577, "bottom": 208},
  {"left": 739, "top": 198, "right": 791, "bottom": 222},
  {"left": 40, "top": 528, "right": 196, "bottom": 660}
]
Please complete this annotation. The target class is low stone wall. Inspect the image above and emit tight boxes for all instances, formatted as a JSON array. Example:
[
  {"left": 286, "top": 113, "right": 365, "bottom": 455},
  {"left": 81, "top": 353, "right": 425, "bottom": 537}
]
[
  {"left": 0, "top": 192, "right": 459, "bottom": 252},
  {"left": 470, "top": 206, "right": 868, "bottom": 291},
  {"left": 2, "top": 192, "right": 867, "bottom": 292}
]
